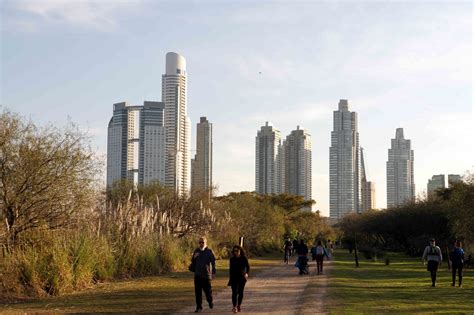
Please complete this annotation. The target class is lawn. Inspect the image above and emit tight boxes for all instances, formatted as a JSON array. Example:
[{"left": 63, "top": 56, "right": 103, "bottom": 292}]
[
  {"left": 1, "top": 254, "right": 281, "bottom": 314},
  {"left": 327, "top": 249, "right": 474, "bottom": 314}
]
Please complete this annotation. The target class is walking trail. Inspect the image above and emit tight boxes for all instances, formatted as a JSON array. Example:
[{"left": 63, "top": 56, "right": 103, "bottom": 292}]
[{"left": 175, "top": 257, "right": 332, "bottom": 315}]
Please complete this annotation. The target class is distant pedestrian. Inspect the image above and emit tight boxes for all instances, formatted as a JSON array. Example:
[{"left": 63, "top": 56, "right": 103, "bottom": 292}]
[
  {"left": 312, "top": 241, "right": 328, "bottom": 275},
  {"left": 190, "top": 237, "right": 216, "bottom": 313},
  {"left": 422, "top": 238, "right": 443, "bottom": 287},
  {"left": 450, "top": 240, "right": 465, "bottom": 288},
  {"left": 284, "top": 238, "right": 292, "bottom": 264},
  {"left": 228, "top": 245, "right": 250, "bottom": 313},
  {"left": 292, "top": 239, "right": 299, "bottom": 256},
  {"left": 296, "top": 239, "right": 309, "bottom": 275}
]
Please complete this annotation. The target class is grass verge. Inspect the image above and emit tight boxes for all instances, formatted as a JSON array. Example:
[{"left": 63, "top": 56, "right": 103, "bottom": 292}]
[{"left": 327, "top": 249, "right": 474, "bottom": 314}]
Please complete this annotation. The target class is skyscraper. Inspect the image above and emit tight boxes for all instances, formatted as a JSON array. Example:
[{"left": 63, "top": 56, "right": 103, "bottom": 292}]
[
  {"left": 162, "top": 52, "right": 191, "bottom": 196},
  {"left": 106, "top": 101, "right": 166, "bottom": 187},
  {"left": 281, "top": 126, "right": 312, "bottom": 205},
  {"left": 386, "top": 128, "right": 415, "bottom": 207},
  {"left": 361, "top": 147, "right": 376, "bottom": 211},
  {"left": 448, "top": 174, "right": 462, "bottom": 187},
  {"left": 427, "top": 174, "right": 445, "bottom": 199},
  {"left": 191, "top": 117, "right": 213, "bottom": 192},
  {"left": 329, "top": 99, "right": 361, "bottom": 219},
  {"left": 255, "top": 122, "right": 282, "bottom": 195}
]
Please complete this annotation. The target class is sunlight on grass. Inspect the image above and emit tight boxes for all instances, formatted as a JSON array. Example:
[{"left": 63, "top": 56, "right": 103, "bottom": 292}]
[
  {"left": 1, "top": 254, "right": 281, "bottom": 313},
  {"left": 328, "top": 250, "right": 474, "bottom": 314}
]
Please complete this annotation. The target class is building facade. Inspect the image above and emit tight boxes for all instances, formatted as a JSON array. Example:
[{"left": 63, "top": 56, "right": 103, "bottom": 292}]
[
  {"left": 162, "top": 52, "right": 191, "bottom": 196},
  {"left": 106, "top": 101, "right": 166, "bottom": 187},
  {"left": 361, "top": 147, "right": 376, "bottom": 211},
  {"left": 281, "top": 126, "right": 312, "bottom": 205},
  {"left": 448, "top": 174, "right": 462, "bottom": 187},
  {"left": 427, "top": 174, "right": 445, "bottom": 199},
  {"left": 255, "top": 122, "right": 282, "bottom": 195},
  {"left": 191, "top": 117, "right": 213, "bottom": 192},
  {"left": 386, "top": 128, "right": 415, "bottom": 207},
  {"left": 329, "top": 99, "right": 361, "bottom": 219}
]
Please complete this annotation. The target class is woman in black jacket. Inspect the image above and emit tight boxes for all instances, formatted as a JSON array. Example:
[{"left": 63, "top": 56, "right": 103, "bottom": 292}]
[{"left": 228, "top": 245, "right": 250, "bottom": 313}]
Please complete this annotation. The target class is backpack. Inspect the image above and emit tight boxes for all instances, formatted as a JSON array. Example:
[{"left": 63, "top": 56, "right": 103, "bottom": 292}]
[{"left": 316, "top": 246, "right": 324, "bottom": 255}]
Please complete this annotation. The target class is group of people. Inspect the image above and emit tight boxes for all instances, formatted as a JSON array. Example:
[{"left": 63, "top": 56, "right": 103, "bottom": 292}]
[
  {"left": 190, "top": 236, "right": 466, "bottom": 313},
  {"left": 422, "top": 238, "right": 466, "bottom": 288},
  {"left": 285, "top": 238, "right": 334, "bottom": 275},
  {"left": 189, "top": 237, "right": 249, "bottom": 313}
]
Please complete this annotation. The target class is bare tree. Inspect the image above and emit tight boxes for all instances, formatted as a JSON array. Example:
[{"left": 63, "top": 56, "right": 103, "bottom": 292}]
[{"left": 0, "top": 110, "right": 98, "bottom": 250}]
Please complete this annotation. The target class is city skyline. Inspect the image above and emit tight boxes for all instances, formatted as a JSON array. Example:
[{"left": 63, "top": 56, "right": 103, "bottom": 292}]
[{"left": 2, "top": 1, "right": 472, "bottom": 216}]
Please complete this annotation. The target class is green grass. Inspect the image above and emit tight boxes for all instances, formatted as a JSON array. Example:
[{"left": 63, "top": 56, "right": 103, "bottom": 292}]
[
  {"left": 328, "top": 249, "right": 474, "bottom": 314},
  {"left": 0, "top": 254, "right": 281, "bottom": 314}
]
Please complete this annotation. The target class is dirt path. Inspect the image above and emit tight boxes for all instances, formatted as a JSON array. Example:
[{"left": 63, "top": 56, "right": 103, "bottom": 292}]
[{"left": 175, "top": 257, "right": 332, "bottom": 314}]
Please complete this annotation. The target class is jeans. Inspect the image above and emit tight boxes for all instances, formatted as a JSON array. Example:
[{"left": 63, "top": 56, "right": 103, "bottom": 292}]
[
  {"left": 452, "top": 264, "right": 463, "bottom": 286},
  {"left": 427, "top": 260, "right": 439, "bottom": 285}
]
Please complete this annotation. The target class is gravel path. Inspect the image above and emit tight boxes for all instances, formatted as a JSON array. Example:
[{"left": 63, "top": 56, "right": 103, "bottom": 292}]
[{"left": 175, "top": 257, "right": 332, "bottom": 314}]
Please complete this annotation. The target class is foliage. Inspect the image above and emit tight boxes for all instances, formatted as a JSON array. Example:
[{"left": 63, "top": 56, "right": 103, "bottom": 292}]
[{"left": 0, "top": 110, "right": 98, "bottom": 250}]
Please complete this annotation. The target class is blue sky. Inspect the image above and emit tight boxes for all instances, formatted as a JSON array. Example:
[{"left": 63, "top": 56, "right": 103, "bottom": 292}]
[{"left": 1, "top": 0, "right": 472, "bottom": 216}]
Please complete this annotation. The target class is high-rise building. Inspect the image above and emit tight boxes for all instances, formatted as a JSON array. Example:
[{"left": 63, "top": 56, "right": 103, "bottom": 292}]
[
  {"left": 255, "top": 122, "right": 282, "bottom": 195},
  {"left": 281, "top": 126, "right": 312, "bottom": 205},
  {"left": 162, "top": 52, "right": 191, "bottom": 196},
  {"left": 106, "top": 101, "right": 166, "bottom": 187},
  {"left": 361, "top": 147, "right": 376, "bottom": 211},
  {"left": 448, "top": 174, "right": 462, "bottom": 187},
  {"left": 427, "top": 174, "right": 445, "bottom": 199},
  {"left": 191, "top": 117, "right": 213, "bottom": 192},
  {"left": 386, "top": 128, "right": 415, "bottom": 207},
  {"left": 329, "top": 99, "right": 361, "bottom": 219}
]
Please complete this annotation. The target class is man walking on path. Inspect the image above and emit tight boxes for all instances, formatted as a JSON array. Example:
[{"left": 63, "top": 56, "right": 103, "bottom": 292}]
[
  {"left": 190, "top": 237, "right": 216, "bottom": 313},
  {"left": 422, "top": 238, "right": 443, "bottom": 287}
]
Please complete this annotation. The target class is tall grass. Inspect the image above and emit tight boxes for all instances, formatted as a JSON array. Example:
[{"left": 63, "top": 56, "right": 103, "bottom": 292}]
[{"left": 0, "top": 229, "right": 192, "bottom": 298}]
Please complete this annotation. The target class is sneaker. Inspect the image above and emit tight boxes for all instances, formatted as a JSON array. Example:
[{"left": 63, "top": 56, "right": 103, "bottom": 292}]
[
  {"left": 232, "top": 307, "right": 238, "bottom": 313},
  {"left": 195, "top": 307, "right": 202, "bottom": 313},
  {"left": 451, "top": 283, "right": 455, "bottom": 287},
  {"left": 459, "top": 284, "right": 462, "bottom": 288},
  {"left": 209, "top": 301, "right": 213, "bottom": 309},
  {"left": 431, "top": 283, "right": 436, "bottom": 287},
  {"left": 237, "top": 305, "right": 241, "bottom": 312}
]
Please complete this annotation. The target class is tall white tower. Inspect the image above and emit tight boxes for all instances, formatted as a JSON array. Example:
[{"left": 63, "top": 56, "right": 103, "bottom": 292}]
[
  {"left": 386, "top": 128, "right": 415, "bottom": 207},
  {"left": 106, "top": 101, "right": 166, "bottom": 188},
  {"left": 162, "top": 52, "right": 191, "bottom": 195},
  {"left": 255, "top": 122, "right": 282, "bottom": 195},
  {"left": 329, "top": 99, "right": 361, "bottom": 219},
  {"left": 282, "top": 126, "right": 312, "bottom": 206}
]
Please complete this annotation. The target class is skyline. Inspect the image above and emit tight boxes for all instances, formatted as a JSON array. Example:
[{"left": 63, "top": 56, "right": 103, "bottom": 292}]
[{"left": 2, "top": 1, "right": 472, "bottom": 216}]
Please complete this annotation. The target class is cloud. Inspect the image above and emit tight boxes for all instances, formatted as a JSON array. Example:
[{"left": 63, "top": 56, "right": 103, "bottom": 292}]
[{"left": 10, "top": 0, "right": 143, "bottom": 31}]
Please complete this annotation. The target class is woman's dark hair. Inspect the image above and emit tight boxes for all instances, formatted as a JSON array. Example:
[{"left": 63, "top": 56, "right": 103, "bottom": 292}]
[
  {"left": 317, "top": 240, "right": 322, "bottom": 246},
  {"left": 232, "top": 245, "right": 246, "bottom": 257}
]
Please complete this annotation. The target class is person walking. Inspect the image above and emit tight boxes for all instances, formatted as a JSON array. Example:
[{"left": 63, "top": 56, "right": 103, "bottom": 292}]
[
  {"left": 292, "top": 239, "right": 299, "bottom": 256},
  {"left": 296, "top": 239, "right": 309, "bottom": 275},
  {"left": 450, "top": 240, "right": 465, "bottom": 288},
  {"left": 313, "top": 241, "right": 328, "bottom": 275},
  {"left": 228, "top": 245, "right": 250, "bottom": 313},
  {"left": 284, "top": 238, "right": 292, "bottom": 264},
  {"left": 190, "top": 237, "right": 216, "bottom": 313},
  {"left": 422, "top": 238, "right": 443, "bottom": 287}
]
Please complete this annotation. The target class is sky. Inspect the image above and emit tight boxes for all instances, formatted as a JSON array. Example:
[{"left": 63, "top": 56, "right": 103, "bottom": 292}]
[{"left": 1, "top": 0, "right": 473, "bottom": 216}]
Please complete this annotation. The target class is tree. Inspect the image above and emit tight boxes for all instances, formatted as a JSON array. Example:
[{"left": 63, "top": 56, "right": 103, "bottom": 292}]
[{"left": 0, "top": 110, "right": 98, "bottom": 250}]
